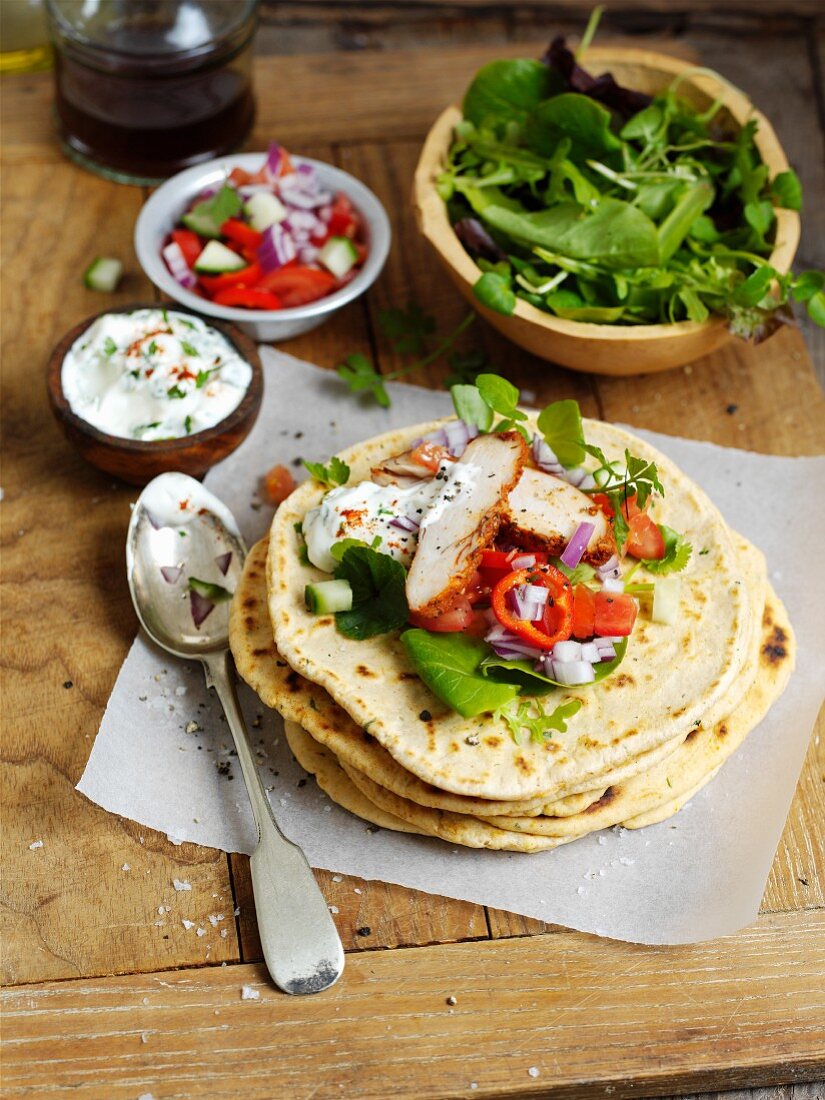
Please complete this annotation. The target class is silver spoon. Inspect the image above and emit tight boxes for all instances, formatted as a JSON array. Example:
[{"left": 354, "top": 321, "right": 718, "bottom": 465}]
[{"left": 126, "top": 472, "right": 344, "bottom": 995}]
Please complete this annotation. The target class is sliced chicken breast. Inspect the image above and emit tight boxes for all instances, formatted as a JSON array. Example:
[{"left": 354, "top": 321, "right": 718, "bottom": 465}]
[
  {"left": 406, "top": 432, "right": 528, "bottom": 616},
  {"left": 504, "top": 467, "right": 616, "bottom": 565}
]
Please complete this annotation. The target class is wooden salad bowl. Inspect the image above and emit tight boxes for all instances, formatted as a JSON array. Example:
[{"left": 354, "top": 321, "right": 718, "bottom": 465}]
[
  {"left": 413, "top": 47, "right": 801, "bottom": 376},
  {"left": 46, "top": 303, "right": 264, "bottom": 486}
]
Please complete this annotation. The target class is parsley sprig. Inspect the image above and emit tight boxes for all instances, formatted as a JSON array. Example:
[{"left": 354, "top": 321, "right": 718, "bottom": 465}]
[
  {"left": 303, "top": 455, "right": 350, "bottom": 489},
  {"left": 337, "top": 302, "right": 483, "bottom": 408}
]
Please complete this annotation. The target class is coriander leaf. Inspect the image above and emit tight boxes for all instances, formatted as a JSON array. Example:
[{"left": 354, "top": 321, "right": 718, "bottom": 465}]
[
  {"left": 642, "top": 525, "right": 692, "bottom": 574},
  {"left": 770, "top": 169, "right": 802, "bottom": 211},
  {"left": 473, "top": 272, "right": 516, "bottom": 315},
  {"left": 336, "top": 353, "right": 390, "bottom": 408},
  {"left": 475, "top": 373, "right": 526, "bottom": 421},
  {"left": 180, "top": 340, "right": 199, "bottom": 356},
  {"left": 103, "top": 336, "right": 117, "bottom": 357},
  {"left": 495, "top": 697, "right": 583, "bottom": 745},
  {"left": 334, "top": 547, "right": 409, "bottom": 640},
  {"left": 167, "top": 385, "right": 186, "bottom": 399},
  {"left": 188, "top": 577, "right": 232, "bottom": 601},
  {"left": 402, "top": 630, "right": 519, "bottom": 717},
  {"left": 303, "top": 455, "right": 350, "bottom": 490},
  {"left": 622, "top": 450, "right": 664, "bottom": 509},
  {"left": 378, "top": 301, "right": 436, "bottom": 356},
  {"left": 536, "top": 399, "right": 586, "bottom": 468},
  {"left": 184, "top": 183, "right": 242, "bottom": 236},
  {"left": 451, "top": 384, "right": 494, "bottom": 432}
]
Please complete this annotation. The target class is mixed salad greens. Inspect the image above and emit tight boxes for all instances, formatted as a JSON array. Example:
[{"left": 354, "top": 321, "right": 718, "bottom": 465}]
[
  {"left": 299, "top": 374, "right": 692, "bottom": 743},
  {"left": 438, "top": 11, "right": 824, "bottom": 338}
]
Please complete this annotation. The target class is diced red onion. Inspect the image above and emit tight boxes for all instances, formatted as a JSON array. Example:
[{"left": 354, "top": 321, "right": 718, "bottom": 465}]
[
  {"left": 215, "top": 552, "right": 232, "bottom": 575},
  {"left": 162, "top": 241, "right": 196, "bottom": 289},
  {"left": 580, "top": 641, "right": 601, "bottom": 663},
  {"left": 190, "top": 591, "right": 214, "bottom": 628},
  {"left": 318, "top": 204, "right": 333, "bottom": 223},
  {"left": 265, "top": 142, "right": 282, "bottom": 180},
  {"left": 507, "top": 586, "right": 543, "bottom": 622},
  {"left": 563, "top": 466, "right": 587, "bottom": 487},
  {"left": 486, "top": 624, "right": 548, "bottom": 658},
  {"left": 560, "top": 521, "right": 595, "bottom": 569},
  {"left": 285, "top": 209, "right": 322, "bottom": 234},
  {"left": 389, "top": 515, "right": 420, "bottom": 533},
  {"left": 298, "top": 245, "right": 321, "bottom": 265},
  {"left": 510, "top": 553, "right": 537, "bottom": 570},
  {"left": 597, "top": 554, "right": 621, "bottom": 581},
  {"left": 594, "top": 641, "right": 616, "bottom": 661},
  {"left": 553, "top": 660, "right": 595, "bottom": 685},
  {"left": 238, "top": 184, "right": 274, "bottom": 199},
  {"left": 532, "top": 434, "right": 564, "bottom": 475},
  {"left": 596, "top": 634, "right": 623, "bottom": 644},
  {"left": 160, "top": 565, "right": 182, "bottom": 584},
  {"left": 257, "top": 224, "right": 296, "bottom": 272},
  {"left": 522, "top": 583, "right": 548, "bottom": 606},
  {"left": 552, "top": 639, "right": 582, "bottom": 662},
  {"left": 601, "top": 577, "right": 624, "bottom": 593},
  {"left": 443, "top": 419, "right": 478, "bottom": 456},
  {"left": 279, "top": 171, "right": 331, "bottom": 209},
  {"left": 579, "top": 473, "right": 597, "bottom": 490}
]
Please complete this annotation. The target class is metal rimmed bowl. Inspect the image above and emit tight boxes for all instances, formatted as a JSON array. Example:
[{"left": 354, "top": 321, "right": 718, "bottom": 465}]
[
  {"left": 46, "top": 303, "right": 263, "bottom": 486},
  {"left": 413, "top": 47, "right": 801, "bottom": 376},
  {"left": 135, "top": 153, "right": 391, "bottom": 343}
]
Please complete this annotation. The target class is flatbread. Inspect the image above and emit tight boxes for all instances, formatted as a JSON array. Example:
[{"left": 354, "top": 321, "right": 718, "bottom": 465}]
[
  {"left": 267, "top": 415, "right": 753, "bottom": 800},
  {"left": 231, "top": 538, "right": 688, "bottom": 815}
]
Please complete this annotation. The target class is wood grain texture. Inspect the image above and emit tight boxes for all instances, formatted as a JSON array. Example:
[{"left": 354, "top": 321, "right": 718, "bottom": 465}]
[{"left": 3, "top": 910, "right": 825, "bottom": 1100}]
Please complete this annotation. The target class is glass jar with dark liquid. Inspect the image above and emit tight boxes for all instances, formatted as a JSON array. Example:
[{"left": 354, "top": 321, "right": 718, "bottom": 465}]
[{"left": 45, "top": 0, "right": 257, "bottom": 185}]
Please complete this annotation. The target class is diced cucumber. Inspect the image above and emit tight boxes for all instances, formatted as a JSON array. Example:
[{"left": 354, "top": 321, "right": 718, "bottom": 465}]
[
  {"left": 318, "top": 236, "right": 359, "bottom": 279},
  {"left": 245, "top": 191, "right": 287, "bottom": 231},
  {"left": 84, "top": 256, "right": 123, "bottom": 292},
  {"left": 652, "top": 576, "right": 681, "bottom": 624},
  {"left": 181, "top": 210, "right": 223, "bottom": 238},
  {"left": 305, "top": 579, "right": 353, "bottom": 615},
  {"left": 193, "top": 240, "right": 246, "bottom": 274}
]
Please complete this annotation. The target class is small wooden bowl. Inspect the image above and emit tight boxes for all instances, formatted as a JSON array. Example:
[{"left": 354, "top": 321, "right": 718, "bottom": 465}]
[
  {"left": 413, "top": 47, "right": 801, "bottom": 375},
  {"left": 46, "top": 303, "right": 263, "bottom": 486}
]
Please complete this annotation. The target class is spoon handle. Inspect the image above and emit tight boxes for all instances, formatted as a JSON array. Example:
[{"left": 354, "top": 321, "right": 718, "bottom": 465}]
[{"left": 203, "top": 650, "right": 345, "bottom": 995}]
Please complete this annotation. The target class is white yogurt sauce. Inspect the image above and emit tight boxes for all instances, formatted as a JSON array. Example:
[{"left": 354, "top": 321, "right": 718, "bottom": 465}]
[
  {"left": 303, "top": 456, "right": 483, "bottom": 574},
  {"left": 61, "top": 309, "right": 253, "bottom": 442}
]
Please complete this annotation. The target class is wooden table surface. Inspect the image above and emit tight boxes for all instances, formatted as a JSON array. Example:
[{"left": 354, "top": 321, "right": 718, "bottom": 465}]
[{"left": 2, "top": 32, "right": 825, "bottom": 1100}]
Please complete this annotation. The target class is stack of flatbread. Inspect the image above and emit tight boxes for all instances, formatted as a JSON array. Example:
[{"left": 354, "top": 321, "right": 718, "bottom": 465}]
[{"left": 229, "top": 416, "right": 795, "bottom": 852}]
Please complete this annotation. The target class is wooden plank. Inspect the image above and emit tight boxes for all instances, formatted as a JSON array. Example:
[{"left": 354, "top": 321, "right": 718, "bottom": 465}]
[
  {"left": 4, "top": 910, "right": 825, "bottom": 1099},
  {"left": 231, "top": 859, "right": 488, "bottom": 959}
]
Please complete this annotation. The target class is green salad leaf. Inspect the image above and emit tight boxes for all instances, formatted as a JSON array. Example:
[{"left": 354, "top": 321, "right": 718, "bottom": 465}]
[
  {"left": 401, "top": 630, "right": 519, "bottom": 718},
  {"left": 480, "top": 637, "right": 628, "bottom": 693},
  {"left": 334, "top": 547, "right": 409, "bottom": 640}
]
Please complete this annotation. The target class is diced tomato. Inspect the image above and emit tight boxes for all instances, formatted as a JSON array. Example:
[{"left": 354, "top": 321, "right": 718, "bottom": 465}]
[
  {"left": 220, "top": 218, "right": 263, "bottom": 251},
  {"left": 571, "top": 584, "right": 596, "bottom": 639},
  {"left": 257, "top": 265, "right": 337, "bottom": 307},
  {"left": 594, "top": 591, "right": 637, "bottom": 637},
  {"left": 619, "top": 493, "right": 642, "bottom": 523},
  {"left": 491, "top": 565, "right": 573, "bottom": 650},
  {"left": 262, "top": 464, "right": 296, "bottom": 505},
  {"left": 213, "top": 286, "right": 283, "bottom": 310},
  {"left": 625, "top": 513, "right": 665, "bottom": 560},
  {"left": 327, "top": 193, "right": 359, "bottom": 238},
  {"left": 409, "top": 597, "right": 487, "bottom": 635},
  {"left": 591, "top": 492, "right": 615, "bottom": 519},
  {"left": 171, "top": 229, "right": 203, "bottom": 269},
  {"left": 229, "top": 166, "right": 253, "bottom": 186},
  {"left": 409, "top": 441, "right": 451, "bottom": 472},
  {"left": 462, "top": 569, "right": 486, "bottom": 606},
  {"left": 198, "top": 262, "right": 261, "bottom": 296}
]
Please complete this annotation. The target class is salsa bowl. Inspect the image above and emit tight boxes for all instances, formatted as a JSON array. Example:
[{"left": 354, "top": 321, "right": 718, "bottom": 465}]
[
  {"left": 413, "top": 47, "right": 800, "bottom": 376},
  {"left": 135, "top": 153, "right": 391, "bottom": 343}
]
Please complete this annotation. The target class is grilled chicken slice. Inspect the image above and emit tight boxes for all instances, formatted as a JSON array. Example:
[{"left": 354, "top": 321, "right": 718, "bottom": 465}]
[
  {"left": 504, "top": 467, "right": 616, "bottom": 565},
  {"left": 406, "top": 432, "right": 528, "bottom": 616}
]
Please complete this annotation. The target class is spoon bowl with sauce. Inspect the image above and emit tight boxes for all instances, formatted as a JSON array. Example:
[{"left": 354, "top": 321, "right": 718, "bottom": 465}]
[{"left": 47, "top": 303, "right": 263, "bottom": 485}]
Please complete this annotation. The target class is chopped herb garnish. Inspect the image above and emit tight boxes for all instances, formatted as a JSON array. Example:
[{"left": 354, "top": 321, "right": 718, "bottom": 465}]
[
  {"left": 103, "top": 336, "right": 117, "bottom": 357},
  {"left": 303, "top": 456, "right": 350, "bottom": 489},
  {"left": 181, "top": 340, "right": 199, "bottom": 357},
  {"left": 167, "top": 384, "right": 186, "bottom": 399},
  {"left": 195, "top": 367, "right": 219, "bottom": 388},
  {"left": 129, "top": 369, "right": 140, "bottom": 379},
  {"left": 146, "top": 340, "right": 158, "bottom": 356},
  {"left": 179, "top": 318, "right": 196, "bottom": 330},
  {"left": 184, "top": 415, "right": 193, "bottom": 435},
  {"left": 188, "top": 577, "right": 232, "bottom": 601},
  {"left": 642, "top": 525, "right": 692, "bottom": 574}
]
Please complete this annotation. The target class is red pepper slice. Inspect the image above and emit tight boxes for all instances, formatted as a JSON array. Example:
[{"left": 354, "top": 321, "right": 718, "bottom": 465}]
[
  {"left": 220, "top": 218, "right": 264, "bottom": 251},
  {"left": 212, "top": 286, "right": 283, "bottom": 310},
  {"left": 490, "top": 565, "right": 573, "bottom": 651},
  {"left": 198, "top": 262, "right": 262, "bottom": 296},
  {"left": 257, "top": 265, "right": 337, "bottom": 307}
]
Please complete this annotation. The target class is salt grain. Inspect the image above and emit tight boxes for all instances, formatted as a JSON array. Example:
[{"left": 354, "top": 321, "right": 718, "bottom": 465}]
[
  {"left": 241, "top": 985, "right": 260, "bottom": 1001},
  {"left": 353, "top": 888, "right": 362, "bottom": 895},
  {"left": 196, "top": 927, "right": 206, "bottom": 937},
  {"left": 528, "top": 1066, "right": 540, "bottom": 1078},
  {"left": 173, "top": 879, "right": 192, "bottom": 892},
  {"left": 577, "top": 886, "right": 585, "bottom": 895},
  {"left": 332, "top": 875, "right": 342, "bottom": 883},
  {"left": 122, "top": 864, "right": 131, "bottom": 872},
  {"left": 28, "top": 840, "right": 44, "bottom": 850},
  {"left": 181, "top": 919, "right": 195, "bottom": 930},
  {"left": 328, "top": 905, "right": 339, "bottom": 914}
]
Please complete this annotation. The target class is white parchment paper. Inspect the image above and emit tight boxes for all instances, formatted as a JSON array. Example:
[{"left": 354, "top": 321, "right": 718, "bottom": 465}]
[{"left": 77, "top": 350, "right": 825, "bottom": 944}]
